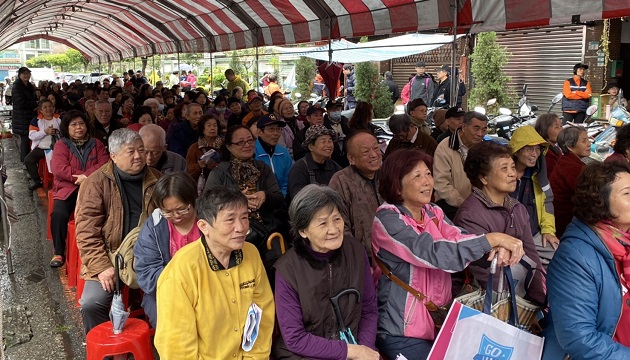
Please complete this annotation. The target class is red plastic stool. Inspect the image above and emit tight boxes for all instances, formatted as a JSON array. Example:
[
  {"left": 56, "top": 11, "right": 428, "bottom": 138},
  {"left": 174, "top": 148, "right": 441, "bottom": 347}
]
[
  {"left": 86, "top": 318, "right": 154, "bottom": 360},
  {"left": 46, "top": 190, "right": 54, "bottom": 241},
  {"left": 38, "top": 158, "right": 53, "bottom": 191},
  {"left": 66, "top": 220, "right": 78, "bottom": 287}
]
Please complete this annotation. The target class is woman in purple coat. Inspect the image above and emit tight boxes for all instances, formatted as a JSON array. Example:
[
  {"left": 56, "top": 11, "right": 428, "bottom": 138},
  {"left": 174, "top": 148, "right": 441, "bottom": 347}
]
[
  {"left": 454, "top": 141, "right": 546, "bottom": 317},
  {"left": 49, "top": 110, "right": 109, "bottom": 267}
]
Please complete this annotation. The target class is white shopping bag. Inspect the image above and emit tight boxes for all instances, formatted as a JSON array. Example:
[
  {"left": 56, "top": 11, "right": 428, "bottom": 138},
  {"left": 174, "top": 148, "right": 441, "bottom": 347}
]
[{"left": 428, "top": 301, "right": 544, "bottom": 360}]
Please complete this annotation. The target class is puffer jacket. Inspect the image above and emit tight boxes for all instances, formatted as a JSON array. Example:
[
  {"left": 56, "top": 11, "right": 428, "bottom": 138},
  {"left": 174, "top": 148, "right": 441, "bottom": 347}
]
[
  {"left": 11, "top": 79, "right": 38, "bottom": 135},
  {"left": 542, "top": 218, "right": 630, "bottom": 360},
  {"left": 50, "top": 137, "right": 109, "bottom": 201},
  {"left": 134, "top": 209, "right": 172, "bottom": 328},
  {"left": 509, "top": 126, "right": 556, "bottom": 236},
  {"left": 371, "top": 202, "right": 492, "bottom": 341},
  {"left": 75, "top": 161, "right": 160, "bottom": 280}
]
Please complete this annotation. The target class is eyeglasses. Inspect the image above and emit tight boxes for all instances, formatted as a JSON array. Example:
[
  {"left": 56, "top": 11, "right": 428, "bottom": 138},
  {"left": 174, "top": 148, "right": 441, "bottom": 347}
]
[
  {"left": 523, "top": 145, "right": 542, "bottom": 154},
  {"left": 162, "top": 204, "right": 191, "bottom": 218},
  {"left": 262, "top": 126, "right": 282, "bottom": 133},
  {"left": 231, "top": 139, "right": 255, "bottom": 147}
]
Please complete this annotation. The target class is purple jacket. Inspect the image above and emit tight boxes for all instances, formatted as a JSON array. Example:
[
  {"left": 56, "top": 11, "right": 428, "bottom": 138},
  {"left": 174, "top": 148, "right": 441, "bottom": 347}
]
[{"left": 453, "top": 187, "right": 546, "bottom": 306}]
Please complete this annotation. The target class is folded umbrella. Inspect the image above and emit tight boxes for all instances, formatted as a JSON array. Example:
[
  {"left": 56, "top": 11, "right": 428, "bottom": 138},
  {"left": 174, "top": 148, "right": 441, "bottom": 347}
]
[{"left": 109, "top": 254, "right": 130, "bottom": 334}]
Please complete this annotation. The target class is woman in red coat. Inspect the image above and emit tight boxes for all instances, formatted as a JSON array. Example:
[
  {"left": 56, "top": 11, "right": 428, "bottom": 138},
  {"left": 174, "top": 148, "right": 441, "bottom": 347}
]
[
  {"left": 549, "top": 126, "right": 591, "bottom": 237},
  {"left": 49, "top": 110, "right": 109, "bottom": 267}
]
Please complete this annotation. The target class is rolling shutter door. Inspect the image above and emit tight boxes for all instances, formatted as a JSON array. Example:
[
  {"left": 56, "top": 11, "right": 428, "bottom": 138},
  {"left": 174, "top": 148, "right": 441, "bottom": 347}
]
[{"left": 495, "top": 25, "right": 585, "bottom": 112}]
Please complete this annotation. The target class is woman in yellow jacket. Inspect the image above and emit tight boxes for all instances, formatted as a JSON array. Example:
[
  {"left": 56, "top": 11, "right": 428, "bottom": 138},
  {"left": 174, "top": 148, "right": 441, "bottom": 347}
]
[
  {"left": 509, "top": 125, "right": 559, "bottom": 268},
  {"left": 155, "top": 185, "right": 275, "bottom": 360}
]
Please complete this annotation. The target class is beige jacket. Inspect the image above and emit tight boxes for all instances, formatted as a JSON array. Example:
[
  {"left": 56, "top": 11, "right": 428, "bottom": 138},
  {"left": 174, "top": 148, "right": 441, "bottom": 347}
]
[{"left": 433, "top": 135, "right": 471, "bottom": 207}]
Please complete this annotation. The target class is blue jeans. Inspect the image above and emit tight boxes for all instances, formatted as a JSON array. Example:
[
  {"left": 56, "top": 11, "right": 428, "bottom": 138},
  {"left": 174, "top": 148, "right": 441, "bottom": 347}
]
[{"left": 376, "top": 333, "right": 433, "bottom": 360}]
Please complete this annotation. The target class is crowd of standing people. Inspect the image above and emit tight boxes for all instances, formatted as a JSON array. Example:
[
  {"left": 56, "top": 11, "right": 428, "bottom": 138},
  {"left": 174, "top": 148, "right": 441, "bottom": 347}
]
[{"left": 8, "top": 61, "right": 630, "bottom": 360}]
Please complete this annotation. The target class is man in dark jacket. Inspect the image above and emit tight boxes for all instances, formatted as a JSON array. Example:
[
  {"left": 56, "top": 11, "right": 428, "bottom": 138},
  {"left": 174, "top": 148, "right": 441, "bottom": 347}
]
[
  {"left": 342, "top": 64, "right": 356, "bottom": 110},
  {"left": 431, "top": 65, "right": 451, "bottom": 107},
  {"left": 12, "top": 67, "right": 38, "bottom": 162},
  {"left": 409, "top": 61, "right": 434, "bottom": 105},
  {"left": 383, "top": 71, "right": 400, "bottom": 104},
  {"left": 166, "top": 102, "right": 203, "bottom": 158}
]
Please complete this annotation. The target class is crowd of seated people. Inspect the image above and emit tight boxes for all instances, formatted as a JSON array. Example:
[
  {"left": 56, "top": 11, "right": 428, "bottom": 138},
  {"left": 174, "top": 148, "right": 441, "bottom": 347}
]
[{"left": 22, "top": 63, "right": 630, "bottom": 359}]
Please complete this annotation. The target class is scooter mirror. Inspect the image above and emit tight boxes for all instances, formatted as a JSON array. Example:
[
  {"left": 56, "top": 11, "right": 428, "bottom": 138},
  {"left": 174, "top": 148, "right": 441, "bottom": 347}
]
[
  {"left": 474, "top": 106, "right": 486, "bottom": 115},
  {"left": 487, "top": 98, "right": 497, "bottom": 106},
  {"left": 294, "top": 93, "right": 302, "bottom": 99},
  {"left": 552, "top": 94, "right": 563, "bottom": 104},
  {"left": 499, "top": 108, "right": 512, "bottom": 115},
  {"left": 310, "top": 93, "right": 318, "bottom": 98},
  {"left": 586, "top": 105, "right": 598, "bottom": 116}
]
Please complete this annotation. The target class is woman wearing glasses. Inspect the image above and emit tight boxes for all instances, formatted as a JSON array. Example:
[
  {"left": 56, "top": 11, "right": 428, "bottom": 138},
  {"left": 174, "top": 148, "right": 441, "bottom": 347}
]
[
  {"left": 204, "top": 125, "right": 284, "bottom": 255},
  {"left": 134, "top": 171, "right": 200, "bottom": 328},
  {"left": 509, "top": 126, "right": 559, "bottom": 268}
]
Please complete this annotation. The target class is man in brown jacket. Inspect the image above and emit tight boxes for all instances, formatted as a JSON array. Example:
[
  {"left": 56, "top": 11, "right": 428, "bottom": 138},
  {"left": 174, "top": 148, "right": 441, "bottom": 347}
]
[
  {"left": 75, "top": 128, "right": 161, "bottom": 334},
  {"left": 384, "top": 113, "right": 438, "bottom": 158},
  {"left": 329, "top": 131, "right": 383, "bottom": 258}
]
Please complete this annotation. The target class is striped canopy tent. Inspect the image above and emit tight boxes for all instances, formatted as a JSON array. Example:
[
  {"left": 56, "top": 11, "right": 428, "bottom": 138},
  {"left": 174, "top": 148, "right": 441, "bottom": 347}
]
[{"left": 0, "top": 0, "right": 629, "bottom": 64}]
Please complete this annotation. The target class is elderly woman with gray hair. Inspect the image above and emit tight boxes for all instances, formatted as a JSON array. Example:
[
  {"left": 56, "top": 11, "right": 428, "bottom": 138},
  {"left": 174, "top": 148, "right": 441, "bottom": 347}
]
[
  {"left": 549, "top": 126, "right": 591, "bottom": 237},
  {"left": 75, "top": 128, "right": 161, "bottom": 334},
  {"left": 273, "top": 184, "right": 379, "bottom": 360}
]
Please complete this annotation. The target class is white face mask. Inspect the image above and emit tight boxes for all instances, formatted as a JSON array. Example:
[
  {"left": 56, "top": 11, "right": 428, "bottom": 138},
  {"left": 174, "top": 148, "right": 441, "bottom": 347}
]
[
  {"left": 216, "top": 107, "right": 227, "bottom": 113},
  {"left": 329, "top": 111, "right": 341, "bottom": 122},
  {"left": 158, "top": 104, "right": 165, "bottom": 111}
]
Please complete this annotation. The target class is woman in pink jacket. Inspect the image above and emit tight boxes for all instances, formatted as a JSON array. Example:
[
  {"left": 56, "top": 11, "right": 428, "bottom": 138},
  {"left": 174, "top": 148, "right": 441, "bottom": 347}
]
[
  {"left": 371, "top": 148, "right": 525, "bottom": 359},
  {"left": 49, "top": 110, "right": 109, "bottom": 267}
]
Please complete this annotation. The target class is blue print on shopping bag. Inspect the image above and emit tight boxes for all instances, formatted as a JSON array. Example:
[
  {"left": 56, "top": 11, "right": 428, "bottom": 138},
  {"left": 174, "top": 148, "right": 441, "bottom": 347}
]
[{"left": 472, "top": 334, "right": 514, "bottom": 360}]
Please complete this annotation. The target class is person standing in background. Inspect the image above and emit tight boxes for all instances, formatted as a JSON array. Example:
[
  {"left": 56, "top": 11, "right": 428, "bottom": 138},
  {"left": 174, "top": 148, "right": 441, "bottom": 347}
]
[
  {"left": 561, "top": 63, "right": 592, "bottom": 124},
  {"left": 12, "top": 67, "right": 38, "bottom": 162},
  {"left": 342, "top": 64, "right": 357, "bottom": 110},
  {"left": 408, "top": 61, "right": 434, "bottom": 105},
  {"left": 383, "top": 71, "right": 400, "bottom": 104}
]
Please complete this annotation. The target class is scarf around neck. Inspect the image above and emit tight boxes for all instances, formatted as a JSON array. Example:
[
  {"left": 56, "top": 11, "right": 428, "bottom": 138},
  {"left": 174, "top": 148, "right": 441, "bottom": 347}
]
[{"left": 592, "top": 220, "right": 630, "bottom": 289}]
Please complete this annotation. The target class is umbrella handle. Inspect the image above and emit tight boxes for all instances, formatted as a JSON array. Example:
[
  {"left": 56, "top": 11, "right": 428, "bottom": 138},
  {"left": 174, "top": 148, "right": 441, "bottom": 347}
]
[{"left": 114, "top": 253, "right": 124, "bottom": 294}]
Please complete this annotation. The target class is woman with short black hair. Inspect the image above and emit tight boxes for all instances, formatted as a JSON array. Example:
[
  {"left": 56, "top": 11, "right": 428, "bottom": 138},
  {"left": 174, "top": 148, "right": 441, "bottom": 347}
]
[
  {"left": 49, "top": 110, "right": 108, "bottom": 267},
  {"left": 605, "top": 123, "right": 630, "bottom": 164},
  {"left": 543, "top": 162, "right": 630, "bottom": 359},
  {"left": 134, "top": 172, "right": 200, "bottom": 328}
]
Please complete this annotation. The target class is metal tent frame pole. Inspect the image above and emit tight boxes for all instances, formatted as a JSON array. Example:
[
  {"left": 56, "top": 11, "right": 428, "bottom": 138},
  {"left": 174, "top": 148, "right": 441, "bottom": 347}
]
[
  {"left": 450, "top": 0, "right": 458, "bottom": 108},
  {"left": 0, "top": 137, "right": 12, "bottom": 274}
]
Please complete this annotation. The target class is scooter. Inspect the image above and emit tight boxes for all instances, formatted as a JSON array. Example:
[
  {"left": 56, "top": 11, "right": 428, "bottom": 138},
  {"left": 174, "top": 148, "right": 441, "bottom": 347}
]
[
  {"left": 517, "top": 84, "right": 538, "bottom": 125},
  {"left": 475, "top": 99, "right": 518, "bottom": 140},
  {"left": 590, "top": 90, "right": 630, "bottom": 161}
]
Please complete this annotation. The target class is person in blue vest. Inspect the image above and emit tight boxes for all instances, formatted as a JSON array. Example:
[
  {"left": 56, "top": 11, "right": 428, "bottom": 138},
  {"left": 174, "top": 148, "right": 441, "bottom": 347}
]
[
  {"left": 254, "top": 114, "right": 292, "bottom": 196},
  {"left": 561, "top": 63, "right": 592, "bottom": 124}
]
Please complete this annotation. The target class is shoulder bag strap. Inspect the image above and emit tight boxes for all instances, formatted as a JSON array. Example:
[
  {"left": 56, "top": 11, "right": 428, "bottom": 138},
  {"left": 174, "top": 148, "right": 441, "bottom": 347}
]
[{"left": 373, "top": 253, "right": 439, "bottom": 311}]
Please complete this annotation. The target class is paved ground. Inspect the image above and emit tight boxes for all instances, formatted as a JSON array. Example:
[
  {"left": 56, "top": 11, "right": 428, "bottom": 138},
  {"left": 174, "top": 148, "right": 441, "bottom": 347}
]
[{"left": 1, "top": 137, "right": 85, "bottom": 359}]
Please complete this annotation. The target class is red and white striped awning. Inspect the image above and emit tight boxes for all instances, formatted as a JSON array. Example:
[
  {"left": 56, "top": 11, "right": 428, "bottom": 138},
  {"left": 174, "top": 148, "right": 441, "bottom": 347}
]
[{"left": 0, "top": 0, "right": 628, "bottom": 64}]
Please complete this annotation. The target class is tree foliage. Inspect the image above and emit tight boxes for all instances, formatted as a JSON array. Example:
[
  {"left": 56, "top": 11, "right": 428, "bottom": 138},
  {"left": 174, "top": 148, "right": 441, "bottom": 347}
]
[
  {"left": 468, "top": 32, "right": 515, "bottom": 111},
  {"left": 354, "top": 61, "right": 394, "bottom": 118},
  {"left": 229, "top": 51, "right": 246, "bottom": 76},
  {"left": 295, "top": 56, "right": 315, "bottom": 100},
  {"left": 26, "top": 48, "right": 88, "bottom": 72}
]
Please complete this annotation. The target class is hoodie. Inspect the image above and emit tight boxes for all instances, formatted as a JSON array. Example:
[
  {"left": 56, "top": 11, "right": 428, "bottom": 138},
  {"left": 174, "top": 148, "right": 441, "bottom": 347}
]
[
  {"left": 226, "top": 74, "right": 250, "bottom": 95},
  {"left": 509, "top": 126, "right": 556, "bottom": 236}
]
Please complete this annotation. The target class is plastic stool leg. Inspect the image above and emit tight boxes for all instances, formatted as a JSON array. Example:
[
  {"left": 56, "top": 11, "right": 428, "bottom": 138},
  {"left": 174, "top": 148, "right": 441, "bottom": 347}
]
[
  {"left": 46, "top": 190, "right": 53, "bottom": 241},
  {"left": 66, "top": 221, "right": 77, "bottom": 287}
]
